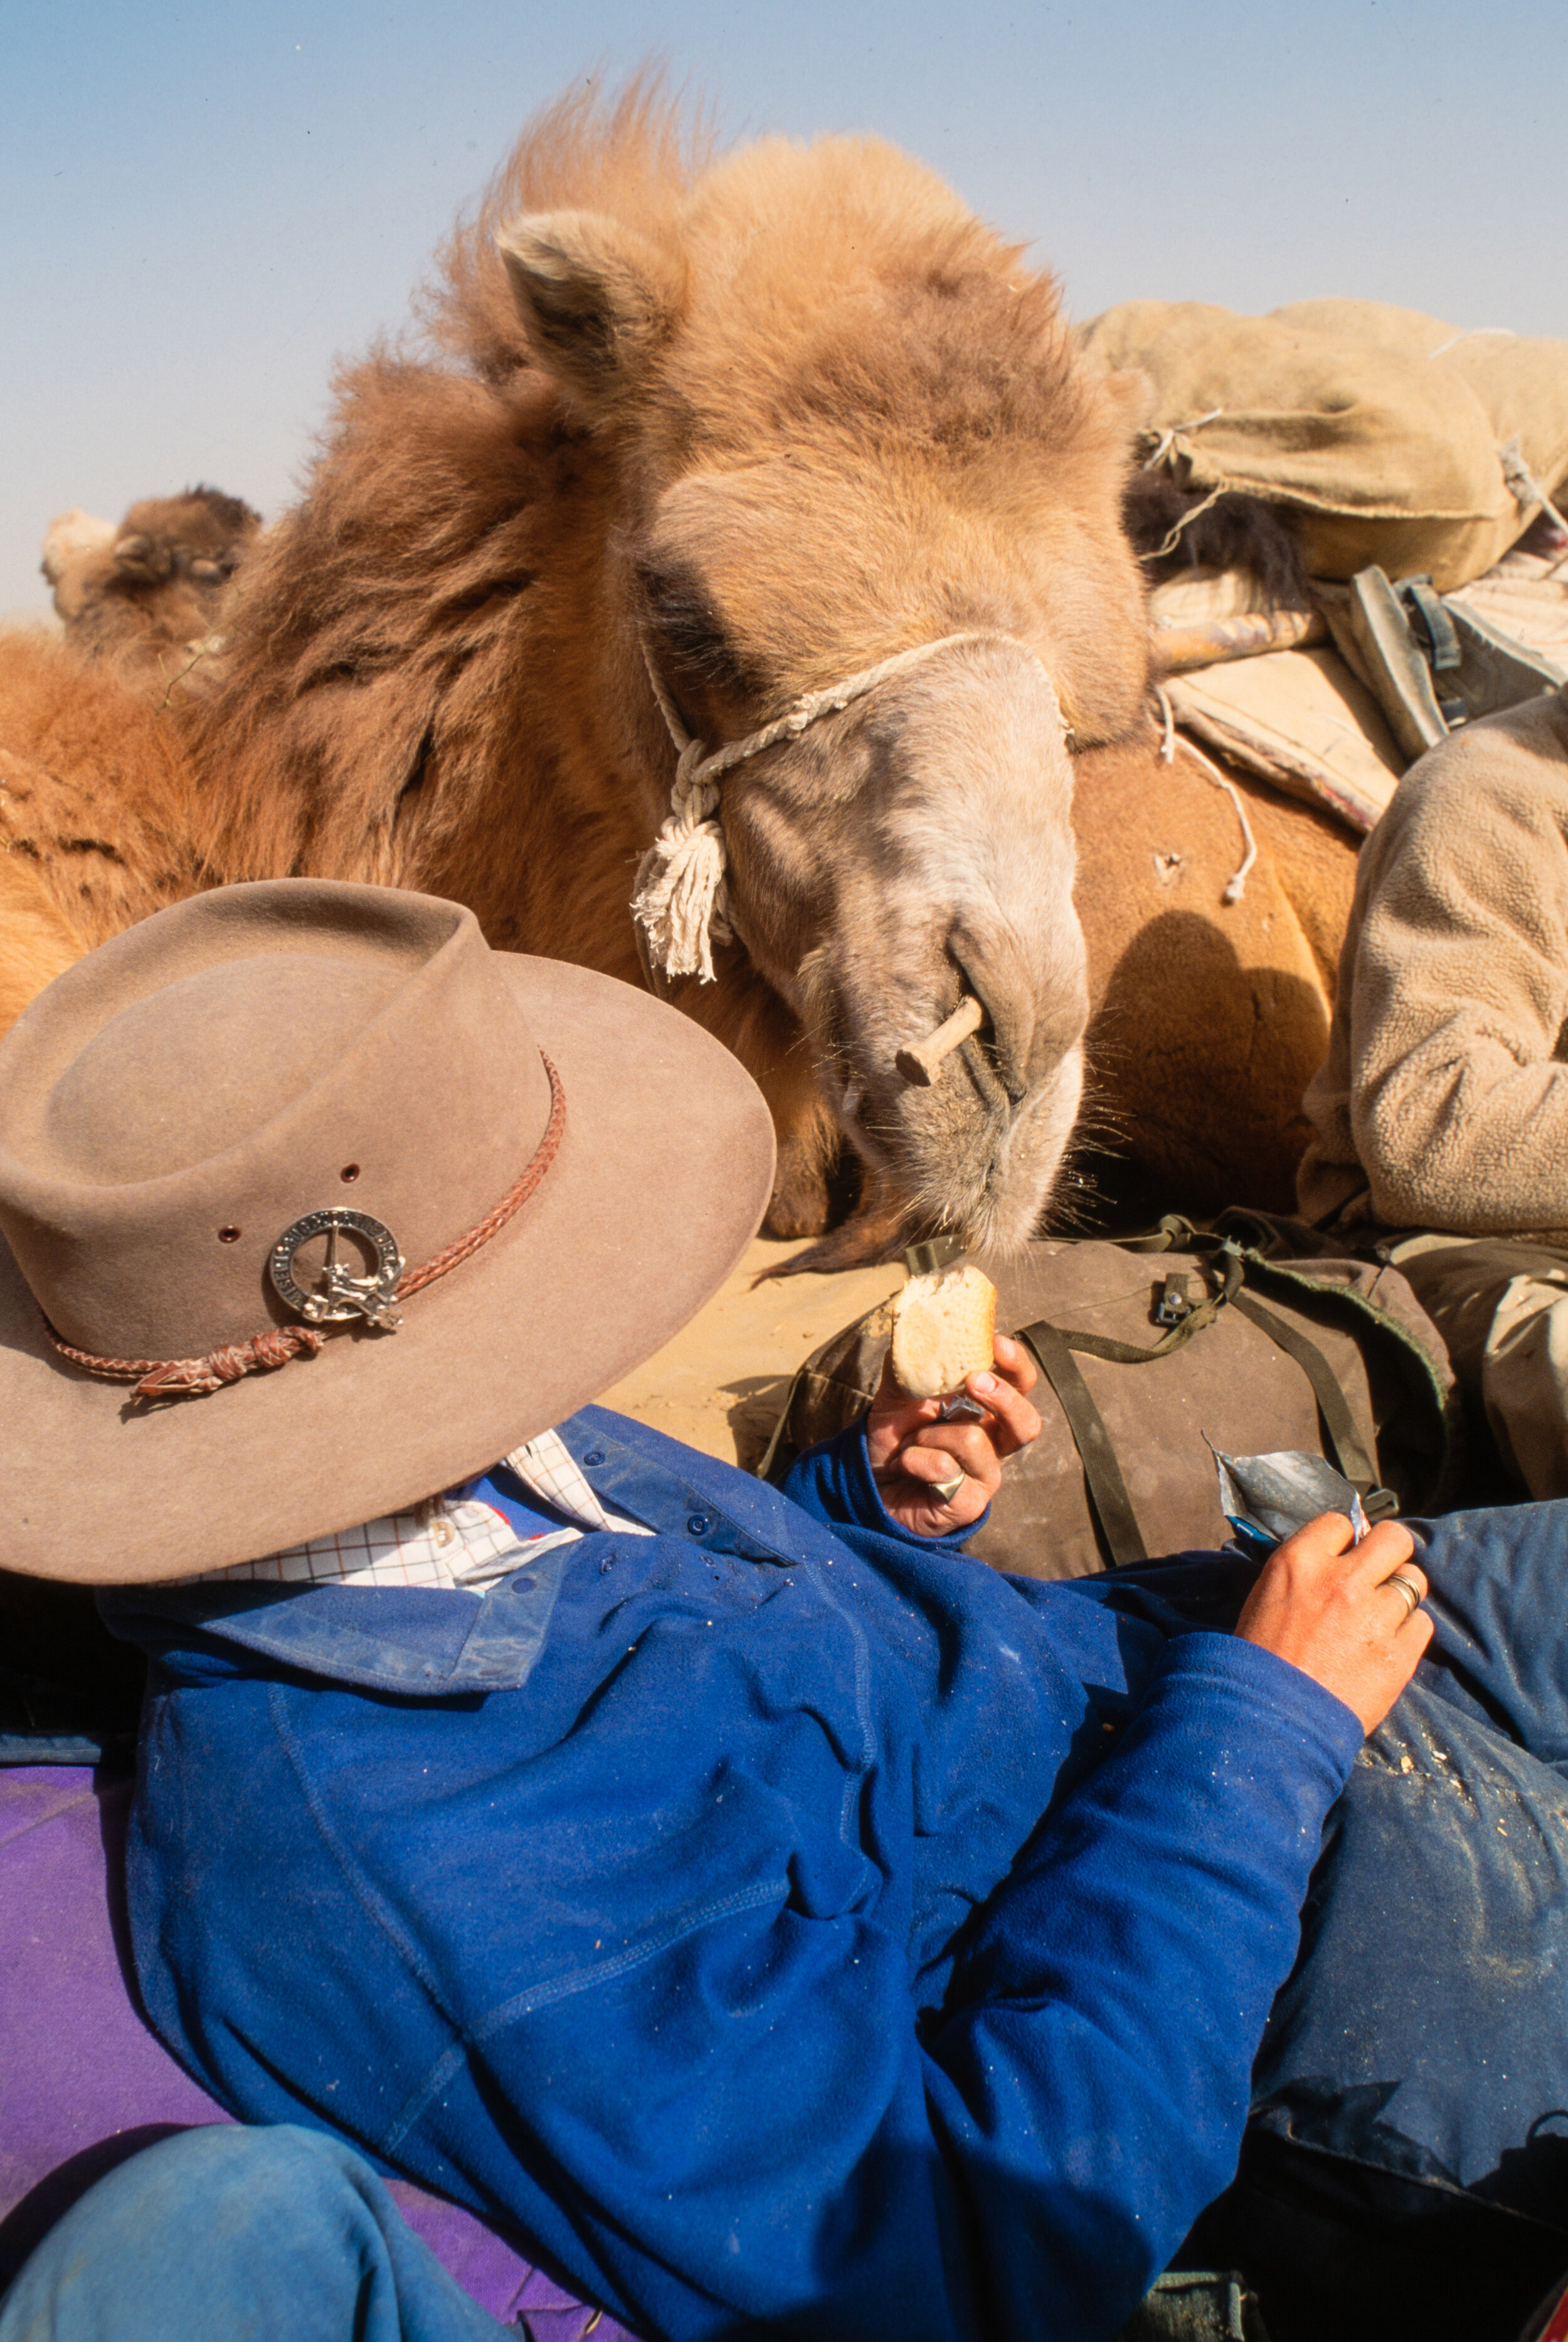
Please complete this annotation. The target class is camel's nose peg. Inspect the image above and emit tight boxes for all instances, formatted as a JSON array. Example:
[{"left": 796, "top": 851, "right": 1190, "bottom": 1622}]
[{"left": 896, "top": 994, "right": 984, "bottom": 1087}]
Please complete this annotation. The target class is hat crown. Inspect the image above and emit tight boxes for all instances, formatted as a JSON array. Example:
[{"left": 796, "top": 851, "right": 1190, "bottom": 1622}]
[
  {"left": 41, "top": 954, "right": 406, "bottom": 1186},
  {"left": 0, "top": 882, "right": 552, "bottom": 1361}
]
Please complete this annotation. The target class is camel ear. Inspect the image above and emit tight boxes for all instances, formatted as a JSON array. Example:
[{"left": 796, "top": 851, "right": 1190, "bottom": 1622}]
[
  {"left": 112, "top": 533, "right": 170, "bottom": 583},
  {"left": 496, "top": 210, "right": 682, "bottom": 405},
  {"left": 39, "top": 509, "right": 115, "bottom": 586}
]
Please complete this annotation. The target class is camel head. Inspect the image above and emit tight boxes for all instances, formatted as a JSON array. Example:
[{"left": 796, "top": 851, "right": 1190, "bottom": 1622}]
[
  {"left": 684, "top": 620, "right": 1093, "bottom": 1268},
  {"left": 495, "top": 128, "right": 1151, "bottom": 1266},
  {"left": 41, "top": 487, "right": 262, "bottom": 689}
]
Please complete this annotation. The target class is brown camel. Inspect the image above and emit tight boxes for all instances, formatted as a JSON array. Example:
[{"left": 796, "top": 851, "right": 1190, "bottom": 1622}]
[
  {"left": 40, "top": 488, "right": 262, "bottom": 695},
  {"left": 0, "top": 83, "right": 1355, "bottom": 1259}
]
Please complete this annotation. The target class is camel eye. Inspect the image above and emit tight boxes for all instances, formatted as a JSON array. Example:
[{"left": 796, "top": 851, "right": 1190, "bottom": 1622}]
[{"left": 636, "top": 562, "right": 753, "bottom": 698}]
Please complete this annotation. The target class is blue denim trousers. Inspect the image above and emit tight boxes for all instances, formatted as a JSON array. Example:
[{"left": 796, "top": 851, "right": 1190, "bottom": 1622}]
[
  {"left": 1158, "top": 1503, "right": 1568, "bottom": 2342},
  {"left": 0, "top": 2126, "right": 512, "bottom": 2342}
]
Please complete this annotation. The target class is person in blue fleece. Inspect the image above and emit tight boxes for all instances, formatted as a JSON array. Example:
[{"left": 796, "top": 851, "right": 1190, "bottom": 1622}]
[{"left": 3, "top": 883, "right": 1566, "bottom": 2342}]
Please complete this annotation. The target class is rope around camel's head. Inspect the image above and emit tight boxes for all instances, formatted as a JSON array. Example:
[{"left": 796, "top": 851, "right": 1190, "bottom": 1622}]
[{"left": 631, "top": 632, "right": 1062, "bottom": 983}]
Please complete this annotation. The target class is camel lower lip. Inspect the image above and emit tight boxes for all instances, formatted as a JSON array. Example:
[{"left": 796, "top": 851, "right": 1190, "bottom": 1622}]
[{"left": 887, "top": 1043, "right": 1086, "bottom": 1257}]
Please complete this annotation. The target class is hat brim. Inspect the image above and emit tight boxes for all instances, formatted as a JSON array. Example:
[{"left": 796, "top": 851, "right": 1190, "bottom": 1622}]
[{"left": 0, "top": 957, "right": 776, "bottom": 1584}]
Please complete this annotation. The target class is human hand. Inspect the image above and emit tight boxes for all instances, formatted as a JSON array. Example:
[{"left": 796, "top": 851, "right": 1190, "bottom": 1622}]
[
  {"left": 865, "top": 1333, "right": 1041, "bottom": 1536},
  {"left": 1234, "top": 1512, "right": 1432, "bottom": 1734}
]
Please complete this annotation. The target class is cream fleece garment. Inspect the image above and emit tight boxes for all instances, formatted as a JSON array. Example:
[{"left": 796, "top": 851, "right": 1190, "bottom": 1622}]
[{"left": 1298, "top": 684, "right": 1568, "bottom": 1232}]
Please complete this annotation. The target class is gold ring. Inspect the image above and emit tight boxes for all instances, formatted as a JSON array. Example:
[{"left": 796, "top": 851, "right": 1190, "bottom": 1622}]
[
  {"left": 1382, "top": 1568, "right": 1422, "bottom": 1622},
  {"left": 930, "top": 1467, "right": 966, "bottom": 1504}
]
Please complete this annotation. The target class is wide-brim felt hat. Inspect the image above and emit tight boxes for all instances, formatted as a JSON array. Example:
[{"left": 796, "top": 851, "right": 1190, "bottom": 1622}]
[{"left": 0, "top": 881, "right": 775, "bottom": 1584}]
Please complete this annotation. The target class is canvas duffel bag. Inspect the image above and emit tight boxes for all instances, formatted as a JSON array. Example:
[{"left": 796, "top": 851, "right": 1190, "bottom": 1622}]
[
  {"left": 761, "top": 1211, "right": 1458, "bottom": 1581},
  {"left": 1080, "top": 297, "right": 1568, "bottom": 592}
]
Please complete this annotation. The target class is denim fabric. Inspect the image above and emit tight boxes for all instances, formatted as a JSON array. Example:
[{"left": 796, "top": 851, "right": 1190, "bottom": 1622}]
[
  {"left": 0, "top": 2126, "right": 512, "bottom": 2342},
  {"left": 102, "top": 1407, "right": 1360, "bottom": 2342},
  {"left": 1250, "top": 1503, "right": 1568, "bottom": 2211}
]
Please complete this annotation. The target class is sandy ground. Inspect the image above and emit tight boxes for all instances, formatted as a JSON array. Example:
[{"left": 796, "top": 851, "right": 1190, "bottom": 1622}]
[{"left": 598, "top": 1238, "right": 903, "bottom": 1472}]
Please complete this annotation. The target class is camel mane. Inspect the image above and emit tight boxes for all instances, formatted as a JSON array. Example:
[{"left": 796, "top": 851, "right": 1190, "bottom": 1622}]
[{"left": 423, "top": 76, "right": 1091, "bottom": 455}]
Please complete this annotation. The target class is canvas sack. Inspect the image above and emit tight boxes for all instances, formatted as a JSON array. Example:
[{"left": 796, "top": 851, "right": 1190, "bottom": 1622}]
[
  {"left": 1082, "top": 298, "right": 1568, "bottom": 591},
  {"left": 763, "top": 1213, "right": 1456, "bottom": 1581},
  {"left": 1150, "top": 553, "right": 1568, "bottom": 836},
  {"left": 1162, "top": 644, "right": 1405, "bottom": 833}
]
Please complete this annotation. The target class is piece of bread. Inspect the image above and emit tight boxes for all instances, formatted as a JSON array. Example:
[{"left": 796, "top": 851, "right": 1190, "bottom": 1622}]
[{"left": 890, "top": 1264, "right": 997, "bottom": 1398}]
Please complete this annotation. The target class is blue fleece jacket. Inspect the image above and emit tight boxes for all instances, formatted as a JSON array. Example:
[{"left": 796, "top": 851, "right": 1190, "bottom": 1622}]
[{"left": 103, "top": 1407, "right": 1362, "bottom": 2342}]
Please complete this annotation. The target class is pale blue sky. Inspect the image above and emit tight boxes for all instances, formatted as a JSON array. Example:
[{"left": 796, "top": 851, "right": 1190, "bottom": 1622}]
[{"left": 3, "top": 0, "right": 1565, "bottom": 614}]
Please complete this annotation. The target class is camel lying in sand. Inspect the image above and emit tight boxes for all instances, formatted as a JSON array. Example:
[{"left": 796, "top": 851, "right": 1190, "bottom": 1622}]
[{"left": 0, "top": 85, "right": 1353, "bottom": 1261}]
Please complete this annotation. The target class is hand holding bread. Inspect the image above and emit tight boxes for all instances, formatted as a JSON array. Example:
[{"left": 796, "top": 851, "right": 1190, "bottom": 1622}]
[{"left": 867, "top": 1265, "right": 1040, "bottom": 1536}]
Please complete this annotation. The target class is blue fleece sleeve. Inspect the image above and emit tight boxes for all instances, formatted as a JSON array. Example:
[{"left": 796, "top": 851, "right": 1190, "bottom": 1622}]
[
  {"left": 925, "top": 1629, "right": 1361, "bottom": 2332},
  {"left": 132, "top": 1420, "right": 1364, "bottom": 2342},
  {"left": 782, "top": 1417, "right": 987, "bottom": 1550},
  {"left": 781, "top": 1420, "right": 1362, "bottom": 2333}
]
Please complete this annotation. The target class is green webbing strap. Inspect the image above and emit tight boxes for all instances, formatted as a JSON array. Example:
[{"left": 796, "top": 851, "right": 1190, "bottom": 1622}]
[
  {"left": 903, "top": 1235, "right": 966, "bottom": 1278},
  {"left": 1227, "top": 1290, "right": 1394, "bottom": 1512},
  {"left": 1402, "top": 577, "right": 1463, "bottom": 674},
  {"left": 1046, "top": 1245, "right": 1246, "bottom": 1367},
  {"left": 1017, "top": 1242, "right": 1397, "bottom": 1558},
  {"left": 755, "top": 1372, "right": 800, "bottom": 1487},
  {"left": 1017, "top": 1320, "right": 1149, "bottom": 1568},
  {"left": 1113, "top": 1214, "right": 1201, "bottom": 1255}
]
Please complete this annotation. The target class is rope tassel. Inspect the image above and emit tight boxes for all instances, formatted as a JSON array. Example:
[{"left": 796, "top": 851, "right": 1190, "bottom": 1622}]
[
  {"left": 631, "top": 745, "right": 733, "bottom": 984},
  {"left": 45, "top": 1318, "right": 327, "bottom": 1402},
  {"left": 134, "top": 1326, "right": 327, "bottom": 1398}
]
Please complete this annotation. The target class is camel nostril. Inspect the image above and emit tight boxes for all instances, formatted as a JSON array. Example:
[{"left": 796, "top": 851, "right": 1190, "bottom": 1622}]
[{"left": 948, "top": 958, "right": 1034, "bottom": 1105}]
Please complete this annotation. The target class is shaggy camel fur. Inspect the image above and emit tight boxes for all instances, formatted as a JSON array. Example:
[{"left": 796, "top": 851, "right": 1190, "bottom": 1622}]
[
  {"left": 41, "top": 488, "right": 262, "bottom": 695},
  {"left": 0, "top": 85, "right": 1356, "bottom": 1254},
  {"left": 0, "top": 632, "right": 199, "bottom": 1035},
  {"left": 1121, "top": 471, "right": 1313, "bottom": 612}
]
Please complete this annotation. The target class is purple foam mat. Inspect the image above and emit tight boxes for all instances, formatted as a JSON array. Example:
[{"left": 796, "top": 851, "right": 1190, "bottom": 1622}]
[{"left": 0, "top": 1764, "right": 635, "bottom": 2338}]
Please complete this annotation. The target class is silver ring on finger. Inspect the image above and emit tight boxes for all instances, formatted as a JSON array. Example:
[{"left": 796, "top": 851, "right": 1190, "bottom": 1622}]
[
  {"left": 930, "top": 1467, "right": 966, "bottom": 1504},
  {"left": 1381, "top": 1568, "right": 1423, "bottom": 1622}
]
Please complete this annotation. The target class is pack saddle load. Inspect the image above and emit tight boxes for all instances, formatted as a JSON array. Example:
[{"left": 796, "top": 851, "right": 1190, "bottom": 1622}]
[{"left": 1096, "top": 294, "right": 1568, "bottom": 839}]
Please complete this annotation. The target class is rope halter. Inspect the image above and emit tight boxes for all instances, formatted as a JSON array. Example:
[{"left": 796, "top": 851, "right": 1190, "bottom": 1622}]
[{"left": 631, "top": 631, "right": 1062, "bottom": 985}]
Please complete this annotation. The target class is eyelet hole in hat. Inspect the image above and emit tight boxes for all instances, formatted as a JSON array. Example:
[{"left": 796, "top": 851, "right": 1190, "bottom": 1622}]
[
  {"left": 218, "top": 1225, "right": 242, "bottom": 1243},
  {"left": 340, "top": 1164, "right": 360, "bottom": 1183}
]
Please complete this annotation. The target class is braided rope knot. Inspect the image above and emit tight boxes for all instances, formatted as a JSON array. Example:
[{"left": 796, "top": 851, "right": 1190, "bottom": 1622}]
[
  {"left": 632, "top": 631, "right": 1061, "bottom": 987},
  {"left": 134, "top": 1326, "right": 327, "bottom": 1400}
]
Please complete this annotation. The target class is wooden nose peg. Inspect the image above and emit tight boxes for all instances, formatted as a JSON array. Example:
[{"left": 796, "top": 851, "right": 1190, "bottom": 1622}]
[{"left": 896, "top": 994, "right": 985, "bottom": 1087}]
